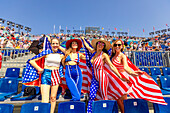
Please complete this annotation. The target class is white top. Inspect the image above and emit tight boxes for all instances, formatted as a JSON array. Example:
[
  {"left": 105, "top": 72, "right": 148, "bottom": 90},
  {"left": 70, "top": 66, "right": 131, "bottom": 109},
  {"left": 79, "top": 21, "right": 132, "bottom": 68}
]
[{"left": 45, "top": 53, "right": 61, "bottom": 67}]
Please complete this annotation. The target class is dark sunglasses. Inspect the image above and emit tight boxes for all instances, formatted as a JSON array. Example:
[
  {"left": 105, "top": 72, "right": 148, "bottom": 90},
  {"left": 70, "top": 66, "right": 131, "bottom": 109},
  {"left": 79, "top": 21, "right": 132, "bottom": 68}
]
[{"left": 114, "top": 44, "right": 122, "bottom": 47}]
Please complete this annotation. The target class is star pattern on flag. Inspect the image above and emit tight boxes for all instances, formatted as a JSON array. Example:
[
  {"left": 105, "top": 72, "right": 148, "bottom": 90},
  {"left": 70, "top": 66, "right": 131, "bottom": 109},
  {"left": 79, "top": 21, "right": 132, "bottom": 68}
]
[{"left": 23, "top": 37, "right": 65, "bottom": 85}]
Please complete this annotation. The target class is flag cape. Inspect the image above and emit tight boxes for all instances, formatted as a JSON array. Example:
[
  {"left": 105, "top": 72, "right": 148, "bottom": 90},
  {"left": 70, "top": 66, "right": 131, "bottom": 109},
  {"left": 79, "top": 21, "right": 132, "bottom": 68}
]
[
  {"left": 22, "top": 49, "right": 53, "bottom": 86},
  {"left": 22, "top": 37, "right": 65, "bottom": 86}
]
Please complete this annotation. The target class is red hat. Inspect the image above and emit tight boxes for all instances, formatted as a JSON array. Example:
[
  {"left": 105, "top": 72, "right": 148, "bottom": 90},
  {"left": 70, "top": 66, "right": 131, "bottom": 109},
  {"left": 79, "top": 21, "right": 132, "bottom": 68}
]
[{"left": 66, "top": 39, "right": 82, "bottom": 51}]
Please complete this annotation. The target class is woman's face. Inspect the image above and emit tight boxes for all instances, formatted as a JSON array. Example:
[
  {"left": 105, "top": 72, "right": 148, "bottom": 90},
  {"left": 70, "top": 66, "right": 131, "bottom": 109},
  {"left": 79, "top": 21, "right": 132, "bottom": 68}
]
[
  {"left": 113, "top": 41, "right": 122, "bottom": 53},
  {"left": 97, "top": 41, "right": 105, "bottom": 50},
  {"left": 51, "top": 39, "right": 59, "bottom": 52},
  {"left": 71, "top": 41, "right": 78, "bottom": 49}
]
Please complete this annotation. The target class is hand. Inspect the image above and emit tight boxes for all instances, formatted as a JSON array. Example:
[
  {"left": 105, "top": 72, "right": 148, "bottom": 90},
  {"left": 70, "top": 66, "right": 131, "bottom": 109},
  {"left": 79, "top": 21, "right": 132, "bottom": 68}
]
[
  {"left": 131, "top": 71, "right": 143, "bottom": 77},
  {"left": 120, "top": 77, "right": 130, "bottom": 83},
  {"left": 81, "top": 36, "right": 85, "bottom": 40},
  {"left": 38, "top": 68, "right": 44, "bottom": 74}
]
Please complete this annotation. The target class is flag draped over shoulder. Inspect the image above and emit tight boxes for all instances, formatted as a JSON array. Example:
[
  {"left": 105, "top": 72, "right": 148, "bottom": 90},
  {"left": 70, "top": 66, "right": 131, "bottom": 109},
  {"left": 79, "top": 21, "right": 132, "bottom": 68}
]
[
  {"left": 22, "top": 37, "right": 65, "bottom": 86},
  {"left": 22, "top": 49, "right": 53, "bottom": 86},
  {"left": 81, "top": 38, "right": 167, "bottom": 106},
  {"left": 81, "top": 39, "right": 131, "bottom": 99}
]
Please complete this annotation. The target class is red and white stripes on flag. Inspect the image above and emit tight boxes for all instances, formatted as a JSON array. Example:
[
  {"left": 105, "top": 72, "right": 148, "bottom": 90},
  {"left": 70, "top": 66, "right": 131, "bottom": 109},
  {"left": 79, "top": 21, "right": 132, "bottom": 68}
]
[
  {"left": 126, "top": 57, "right": 167, "bottom": 105},
  {"left": 79, "top": 56, "right": 167, "bottom": 105}
]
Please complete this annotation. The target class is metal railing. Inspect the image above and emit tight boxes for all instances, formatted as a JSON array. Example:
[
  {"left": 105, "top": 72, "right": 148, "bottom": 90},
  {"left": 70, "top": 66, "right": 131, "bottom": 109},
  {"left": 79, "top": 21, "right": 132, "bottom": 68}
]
[
  {"left": 125, "top": 51, "right": 170, "bottom": 68},
  {"left": 0, "top": 48, "right": 169, "bottom": 77},
  {"left": 0, "top": 48, "right": 34, "bottom": 76}
]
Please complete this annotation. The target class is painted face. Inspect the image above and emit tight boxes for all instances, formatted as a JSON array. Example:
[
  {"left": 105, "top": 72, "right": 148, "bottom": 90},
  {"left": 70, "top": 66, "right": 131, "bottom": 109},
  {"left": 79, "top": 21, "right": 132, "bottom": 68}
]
[
  {"left": 51, "top": 39, "right": 59, "bottom": 52},
  {"left": 97, "top": 41, "right": 105, "bottom": 50},
  {"left": 71, "top": 41, "right": 78, "bottom": 49},
  {"left": 113, "top": 41, "right": 122, "bottom": 52}
]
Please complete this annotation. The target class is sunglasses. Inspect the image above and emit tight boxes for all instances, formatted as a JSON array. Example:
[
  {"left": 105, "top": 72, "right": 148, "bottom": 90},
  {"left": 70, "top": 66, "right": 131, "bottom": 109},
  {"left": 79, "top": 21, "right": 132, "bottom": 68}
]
[
  {"left": 114, "top": 44, "right": 122, "bottom": 47},
  {"left": 97, "top": 41, "right": 105, "bottom": 46}
]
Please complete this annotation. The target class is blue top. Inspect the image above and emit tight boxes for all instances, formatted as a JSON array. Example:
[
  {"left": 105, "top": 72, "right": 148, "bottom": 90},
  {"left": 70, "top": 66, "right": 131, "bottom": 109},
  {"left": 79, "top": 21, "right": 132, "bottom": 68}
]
[{"left": 65, "top": 53, "right": 80, "bottom": 63}]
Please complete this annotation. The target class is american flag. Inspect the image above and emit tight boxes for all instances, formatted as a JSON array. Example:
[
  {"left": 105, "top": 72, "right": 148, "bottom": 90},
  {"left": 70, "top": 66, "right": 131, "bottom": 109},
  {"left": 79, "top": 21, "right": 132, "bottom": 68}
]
[
  {"left": 22, "top": 37, "right": 64, "bottom": 86},
  {"left": 81, "top": 39, "right": 132, "bottom": 113},
  {"left": 80, "top": 38, "right": 167, "bottom": 112}
]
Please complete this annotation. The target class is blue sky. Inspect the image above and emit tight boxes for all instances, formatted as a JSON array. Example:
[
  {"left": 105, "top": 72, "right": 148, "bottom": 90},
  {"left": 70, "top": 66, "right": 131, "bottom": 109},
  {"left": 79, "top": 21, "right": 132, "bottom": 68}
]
[{"left": 1, "top": 0, "right": 170, "bottom": 37}]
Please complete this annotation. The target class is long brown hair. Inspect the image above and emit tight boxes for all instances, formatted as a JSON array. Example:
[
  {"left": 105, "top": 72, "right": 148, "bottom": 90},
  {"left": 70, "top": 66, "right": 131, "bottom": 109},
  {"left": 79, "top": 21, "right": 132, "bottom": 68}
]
[
  {"left": 62, "top": 41, "right": 80, "bottom": 66},
  {"left": 62, "top": 43, "right": 73, "bottom": 66}
]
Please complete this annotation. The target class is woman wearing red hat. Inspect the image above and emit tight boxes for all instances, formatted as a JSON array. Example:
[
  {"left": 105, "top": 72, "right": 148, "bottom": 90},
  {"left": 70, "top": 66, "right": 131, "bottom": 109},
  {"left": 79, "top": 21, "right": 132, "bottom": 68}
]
[{"left": 61, "top": 39, "right": 85, "bottom": 101}]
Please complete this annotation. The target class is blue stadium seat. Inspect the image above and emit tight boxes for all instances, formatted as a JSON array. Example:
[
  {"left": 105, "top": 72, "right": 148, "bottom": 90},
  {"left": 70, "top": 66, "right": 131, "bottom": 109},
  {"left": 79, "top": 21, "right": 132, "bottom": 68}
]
[
  {"left": 58, "top": 101, "right": 85, "bottom": 113},
  {"left": 151, "top": 76, "right": 158, "bottom": 84},
  {"left": 159, "top": 76, "right": 170, "bottom": 91},
  {"left": 0, "top": 104, "right": 14, "bottom": 113},
  {"left": 139, "top": 67, "right": 150, "bottom": 75},
  {"left": 162, "top": 67, "right": 170, "bottom": 76},
  {"left": 5, "top": 68, "right": 20, "bottom": 78},
  {"left": 0, "top": 79, "right": 19, "bottom": 101},
  {"left": 124, "top": 99, "right": 149, "bottom": 113},
  {"left": 20, "top": 103, "right": 51, "bottom": 113},
  {"left": 150, "top": 67, "right": 162, "bottom": 78},
  {"left": 92, "top": 100, "right": 118, "bottom": 113},
  {"left": 153, "top": 97, "right": 170, "bottom": 113}
]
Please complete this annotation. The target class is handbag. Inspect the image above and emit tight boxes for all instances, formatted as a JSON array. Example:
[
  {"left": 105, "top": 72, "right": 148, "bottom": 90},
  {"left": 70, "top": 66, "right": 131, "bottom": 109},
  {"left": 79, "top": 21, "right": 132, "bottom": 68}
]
[{"left": 23, "top": 87, "right": 36, "bottom": 96}]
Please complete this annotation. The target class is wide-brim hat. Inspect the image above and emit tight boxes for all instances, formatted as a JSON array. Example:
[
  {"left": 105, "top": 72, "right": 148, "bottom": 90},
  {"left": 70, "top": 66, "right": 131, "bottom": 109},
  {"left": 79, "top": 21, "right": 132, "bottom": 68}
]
[
  {"left": 91, "top": 38, "right": 111, "bottom": 50},
  {"left": 66, "top": 39, "right": 82, "bottom": 51}
]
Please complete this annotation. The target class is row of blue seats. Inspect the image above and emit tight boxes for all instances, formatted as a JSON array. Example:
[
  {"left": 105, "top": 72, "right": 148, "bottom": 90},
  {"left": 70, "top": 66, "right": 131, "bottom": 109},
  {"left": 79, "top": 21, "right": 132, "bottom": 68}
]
[
  {"left": 139, "top": 67, "right": 170, "bottom": 95},
  {"left": 135, "top": 52, "right": 164, "bottom": 66},
  {"left": 1, "top": 98, "right": 170, "bottom": 113},
  {"left": 1, "top": 50, "right": 30, "bottom": 56},
  {"left": 139, "top": 67, "right": 170, "bottom": 77}
]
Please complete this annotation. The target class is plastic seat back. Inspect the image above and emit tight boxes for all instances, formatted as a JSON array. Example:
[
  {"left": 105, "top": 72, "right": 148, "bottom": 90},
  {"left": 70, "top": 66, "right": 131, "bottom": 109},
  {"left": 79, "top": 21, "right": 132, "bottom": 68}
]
[
  {"left": 162, "top": 67, "right": 170, "bottom": 76},
  {"left": 58, "top": 101, "right": 85, "bottom": 113},
  {"left": 5, "top": 68, "right": 20, "bottom": 78},
  {"left": 139, "top": 67, "right": 150, "bottom": 75},
  {"left": 150, "top": 67, "right": 161, "bottom": 77},
  {"left": 124, "top": 99, "right": 149, "bottom": 113},
  {"left": 0, "top": 79, "right": 19, "bottom": 93},
  {"left": 159, "top": 76, "right": 170, "bottom": 90},
  {"left": 153, "top": 97, "right": 170, "bottom": 113},
  {"left": 92, "top": 100, "right": 118, "bottom": 113},
  {"left": 0, "top": 104, "right": 14, "bottom": 113},
  {"left": 20, "top": 103, "right": 51, "bottom": 113}
]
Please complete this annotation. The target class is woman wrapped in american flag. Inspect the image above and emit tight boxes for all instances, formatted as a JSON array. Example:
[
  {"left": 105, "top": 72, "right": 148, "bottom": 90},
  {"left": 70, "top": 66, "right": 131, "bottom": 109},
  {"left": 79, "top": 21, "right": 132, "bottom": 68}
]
[
  {"left": 81, "top": 37, "right": 129, "bottom": 113},
  {"left": 23, "top": 37, "right": 64, "bottom": 113},
  {"left": 111, "top": 39, "right": 167, "bottom": 113}
]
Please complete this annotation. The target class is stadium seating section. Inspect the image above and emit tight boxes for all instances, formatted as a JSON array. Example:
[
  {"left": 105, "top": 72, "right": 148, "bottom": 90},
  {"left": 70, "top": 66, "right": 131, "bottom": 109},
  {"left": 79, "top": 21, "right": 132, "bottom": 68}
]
[
  {"left": 58, "top": 101, "right": 86, "bottom": 113},
  {"left": 124, "top": 99, "right": 149, "bottom": 113},
  {"left": 20, "top": 103, "right": 51, "bottom": 113},
  {"left": 92, "top": 100, "right": 118, "bottom": 113}
]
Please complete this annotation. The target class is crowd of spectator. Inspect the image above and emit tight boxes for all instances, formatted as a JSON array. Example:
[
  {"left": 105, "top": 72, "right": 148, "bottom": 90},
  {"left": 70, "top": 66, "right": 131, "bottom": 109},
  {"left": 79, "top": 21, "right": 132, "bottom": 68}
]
[
  {"left": 0, "top": 26, "right": 170, "bottom": 52},
  {"left": 0, "top": 26, "right": 32, "bottom": 49}
]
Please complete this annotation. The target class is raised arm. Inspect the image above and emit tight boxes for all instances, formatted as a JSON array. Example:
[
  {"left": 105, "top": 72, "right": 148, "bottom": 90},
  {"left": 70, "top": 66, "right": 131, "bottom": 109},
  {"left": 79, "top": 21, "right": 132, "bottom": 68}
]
[
  {"left": 59, "top": 46, "right": 66, "bottom": 54},
  {"left": 29, "top": 56, "right": 45, "bottom": 74},
  {"left": 81, "top": 36, "right": 95, "bottom": 53},
  {"left": 122, "top": 54, "right": 143, "bottom": 76}
]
